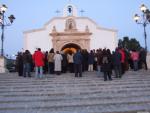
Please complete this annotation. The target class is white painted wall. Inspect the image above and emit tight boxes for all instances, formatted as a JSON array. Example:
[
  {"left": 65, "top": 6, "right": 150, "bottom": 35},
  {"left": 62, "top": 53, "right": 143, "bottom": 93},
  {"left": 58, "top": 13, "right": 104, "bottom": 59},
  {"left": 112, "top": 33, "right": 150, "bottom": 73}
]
[
  {"left": 75, "top": 18, "right": 117, "bottom": 51},
  {"left": 24, "top": 17, "right": 117, "bottom": 53},
  {"left": 24, "top": 18, "right": 66, "bottom": 53}
]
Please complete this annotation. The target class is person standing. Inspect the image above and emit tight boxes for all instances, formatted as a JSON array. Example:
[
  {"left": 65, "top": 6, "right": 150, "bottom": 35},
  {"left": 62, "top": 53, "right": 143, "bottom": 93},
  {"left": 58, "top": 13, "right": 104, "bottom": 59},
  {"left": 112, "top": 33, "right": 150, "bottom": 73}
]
[
  {"left": 22, "top": 50, "right": 32, "bottom": 77},
  {"left": 131, "top": 50, "right": 139, "bottom": 71},
  {"left": 47, "top": 48, "right": 55, "bottom": 74},
  {"left": 73, "top": 50, "right": 83, "bottom": 77},
  {"left": 61, "top": 51, "right": 68, "bottom": 73},
  {"left": 43, "top": 51, "right": 48, "bottom": 74},
  {"left": 93, "top": 49, "right": 98, "bottom": 71},
  {"left": 54, "top": 51, "right": 63, "bottom": 75},
  {"left": 119, "top": 48, "right": 126, "bottom": 74},
  {"left": 112, "top": 48, "right": 122, "bottom": 78},
  {"left": 32, "top": 48, "right": 45, "bottom": 78},
  {"left": 16, "top": 52, "right": 23, "bottom": 76},
  {"left": 81, "top": 49, "right": 88, "bottom": 72},
  {"left": 101, "top": 49, "right": 112, "bottom": 81},
  {"left": 67, "top": 51, "right": 74, "bottom": 73},
  {"left": 139, "top": 48, "right": 148, "bottom": 70},
  {"left": 88, "top": 50, "right": 95, "bottom": 71},
  {"left": 97, "top": 49, "right": 103, "bottom": 76}
]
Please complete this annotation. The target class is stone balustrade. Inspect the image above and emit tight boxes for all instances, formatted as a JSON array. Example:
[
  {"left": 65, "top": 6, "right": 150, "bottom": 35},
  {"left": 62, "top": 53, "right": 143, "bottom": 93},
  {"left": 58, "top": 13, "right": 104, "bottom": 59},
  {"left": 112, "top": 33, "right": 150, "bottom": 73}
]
[
  {"left": 147, "top": 52, "right": 150, "bottom": 69},
  {"left": 0, "top": 56, "right": 6, "bottom": 73}
]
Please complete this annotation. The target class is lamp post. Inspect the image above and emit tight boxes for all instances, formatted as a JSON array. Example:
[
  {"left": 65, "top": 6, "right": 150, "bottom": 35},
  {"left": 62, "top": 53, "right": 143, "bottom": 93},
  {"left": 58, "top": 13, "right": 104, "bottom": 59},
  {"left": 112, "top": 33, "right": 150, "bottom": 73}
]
[
  {"left": 0, "top": 4, "right": 15, "bottom": 56},
  {"left": 134, "top": 4, "right": 150, "bottom": 52}
]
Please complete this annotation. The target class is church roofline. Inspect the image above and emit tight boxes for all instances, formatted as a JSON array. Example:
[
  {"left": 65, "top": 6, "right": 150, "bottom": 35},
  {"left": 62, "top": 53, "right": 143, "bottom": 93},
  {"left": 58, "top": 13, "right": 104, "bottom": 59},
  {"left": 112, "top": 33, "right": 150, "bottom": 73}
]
[
  {"left": 23, "top": 16, "right": 117, "bottom": 34},
  {"left": 76, "top": 17, "right": 118, "bottom": 32},
  {"left": 23, "top": 17, "right": 65, "bottom": 34},
  {"left": 23, "top": 28, "right": 46, "bottom": 34},
  {"left": 45, "top": 16, "right": 118, "bottom": 32}
]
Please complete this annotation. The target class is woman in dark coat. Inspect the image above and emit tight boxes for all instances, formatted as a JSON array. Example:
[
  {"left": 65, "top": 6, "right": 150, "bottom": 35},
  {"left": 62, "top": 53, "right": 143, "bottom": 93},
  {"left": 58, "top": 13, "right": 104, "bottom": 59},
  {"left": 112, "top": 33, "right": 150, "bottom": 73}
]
[
  {"left": 16, "top": 52, "right": 23, "bottom": 76},
  {"left": 101, "top": 49, "right": 112, "bottom": 81}
]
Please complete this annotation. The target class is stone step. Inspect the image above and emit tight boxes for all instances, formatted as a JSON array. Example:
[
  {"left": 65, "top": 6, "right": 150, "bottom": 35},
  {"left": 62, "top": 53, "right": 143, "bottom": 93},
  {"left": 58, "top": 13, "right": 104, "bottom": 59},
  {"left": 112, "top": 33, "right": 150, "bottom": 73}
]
[
  {"left": 0, "top": 93, "right": 150, "bottom": 104},
  {"left": 0, "top": 95, "right": 150, "bottom": 106},
  {"left": 1, "top": 90, "right": 150, "bottom": 102},
  {"left": 0, "top": 70, "right": 150, "bottom": 113},
  {"left": 1, "top": 89, "right": 150, "bottom": 98},
  {"left": 0, "top": 83, "right": 149, "bottom": 89},
  {"left": 0, "top": 101, "right": 149, "bottom": 113},
  {"left": 0, "top": 79, "right": 150, "bottom": 88},
  {"left": 0, "top": 82, "right": 150, "bottom": 92}
]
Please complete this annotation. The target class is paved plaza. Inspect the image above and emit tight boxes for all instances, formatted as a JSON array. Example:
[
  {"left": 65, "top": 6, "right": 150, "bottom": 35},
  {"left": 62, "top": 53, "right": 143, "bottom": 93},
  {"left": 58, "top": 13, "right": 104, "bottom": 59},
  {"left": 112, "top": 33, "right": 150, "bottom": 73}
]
[{"left": 0, "top": 70, "right": 150, "bottom": 113}]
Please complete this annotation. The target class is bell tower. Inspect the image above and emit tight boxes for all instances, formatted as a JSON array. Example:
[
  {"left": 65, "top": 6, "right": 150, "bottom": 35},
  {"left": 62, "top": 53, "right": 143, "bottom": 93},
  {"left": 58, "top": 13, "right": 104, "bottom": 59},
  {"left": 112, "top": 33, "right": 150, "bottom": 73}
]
[{"left": 50, "top": 2, "right": 92, "bottom": 52}]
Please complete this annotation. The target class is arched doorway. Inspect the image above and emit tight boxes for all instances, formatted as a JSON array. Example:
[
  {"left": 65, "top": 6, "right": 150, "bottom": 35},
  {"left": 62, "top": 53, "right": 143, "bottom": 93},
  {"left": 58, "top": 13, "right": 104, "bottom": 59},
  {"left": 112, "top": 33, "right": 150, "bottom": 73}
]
[{"left": 61, "top": 43, "right": 81, "bottom": 54}]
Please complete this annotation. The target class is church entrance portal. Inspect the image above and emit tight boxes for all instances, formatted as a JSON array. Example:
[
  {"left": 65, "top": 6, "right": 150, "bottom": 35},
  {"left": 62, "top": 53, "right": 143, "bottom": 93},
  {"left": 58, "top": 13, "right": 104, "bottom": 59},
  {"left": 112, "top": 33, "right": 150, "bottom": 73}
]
[
  {"left": 61, "top": 43, "right": 81, "bottom": 54},
  {"left": 50, "top": 17, "right": 92, "bottom": 52}
]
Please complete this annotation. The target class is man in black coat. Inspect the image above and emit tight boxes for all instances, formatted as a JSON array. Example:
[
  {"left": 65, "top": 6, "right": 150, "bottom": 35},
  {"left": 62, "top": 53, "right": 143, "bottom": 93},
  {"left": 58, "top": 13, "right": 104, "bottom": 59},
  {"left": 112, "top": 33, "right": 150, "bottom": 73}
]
[
  {"left": 61, "top": 52, "right": 68, "bottom": 73},
  {"left": 73, "top": 50, "right": 83, "bottom": 77},
  {"left": 16, "top": 52, "right": 23, "bottom": 76},
  {"left": 112, "top": 48, "right": 122, "bottom": 78},
  {"left": 139, "top": 48, "right": 148, "bottom": 70},
  {"left": 22, "top": 50, "right": 32, "bottom": 77}
]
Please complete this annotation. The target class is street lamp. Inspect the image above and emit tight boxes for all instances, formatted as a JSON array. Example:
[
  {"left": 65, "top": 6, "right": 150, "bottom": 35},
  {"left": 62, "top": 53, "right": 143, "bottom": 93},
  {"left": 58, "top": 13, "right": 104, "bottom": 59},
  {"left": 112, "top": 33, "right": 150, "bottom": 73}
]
[
  {"left": 133, "top": 4, "right": 150, "bottom": 52},
  {"left": 0, "top": 4, "right": 15, "bottom": 56}
]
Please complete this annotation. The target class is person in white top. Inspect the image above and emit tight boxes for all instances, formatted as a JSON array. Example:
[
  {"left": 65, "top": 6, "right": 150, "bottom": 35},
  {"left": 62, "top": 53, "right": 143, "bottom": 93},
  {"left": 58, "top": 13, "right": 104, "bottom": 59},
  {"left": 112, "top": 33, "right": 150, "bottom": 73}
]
[
  {"left": 67, "top": 51, "right": 74, "bottom": 73},
  {"left": 54, "top": 51, "right": 63, "bottom": 75}
]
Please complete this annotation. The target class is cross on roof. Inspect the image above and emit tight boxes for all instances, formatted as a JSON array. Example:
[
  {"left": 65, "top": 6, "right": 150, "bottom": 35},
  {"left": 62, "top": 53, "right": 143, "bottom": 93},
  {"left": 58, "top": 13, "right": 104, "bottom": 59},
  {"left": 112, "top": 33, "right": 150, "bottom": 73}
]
[
  {"left": 55, "top": 10, "right": 60, "bottom": 16},
  {"left": 80, "top": 9, "right": 85, "bottom": 16},
  {"left": 68, "top": 0, "right": 72, "bottom": 3}
]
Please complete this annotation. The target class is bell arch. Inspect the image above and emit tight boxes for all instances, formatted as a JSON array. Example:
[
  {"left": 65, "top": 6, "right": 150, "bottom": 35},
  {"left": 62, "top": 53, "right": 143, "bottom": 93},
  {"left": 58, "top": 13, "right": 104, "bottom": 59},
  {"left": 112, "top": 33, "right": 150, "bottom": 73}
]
[{"left": 63, "top": 4, "right": 78, "bottom": 17}]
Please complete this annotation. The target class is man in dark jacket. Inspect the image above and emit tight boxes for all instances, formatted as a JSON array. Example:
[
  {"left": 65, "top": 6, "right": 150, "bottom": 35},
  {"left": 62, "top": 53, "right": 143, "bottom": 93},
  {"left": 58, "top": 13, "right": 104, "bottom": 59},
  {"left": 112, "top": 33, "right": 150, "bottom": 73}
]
[
  {"left": 112, "top": 48, "right": 122, "bottom": 78},
  {"left": 73, "top": 49, "right": 83, "bottom": 77},
  {"left": 16, "top": 52, "right": 23, "bottom": 76},
  {"left": 139, "top": 48, "right": 147, "bottom": 70},
  {"left": 61, "top": 52, "right": 68, "bottom": 73},
  {"left": 88, "top": 50, "right": 95, "bottom": 71},
  {"left": 22, "top": 50, "right": 32, "bottom": 77}
]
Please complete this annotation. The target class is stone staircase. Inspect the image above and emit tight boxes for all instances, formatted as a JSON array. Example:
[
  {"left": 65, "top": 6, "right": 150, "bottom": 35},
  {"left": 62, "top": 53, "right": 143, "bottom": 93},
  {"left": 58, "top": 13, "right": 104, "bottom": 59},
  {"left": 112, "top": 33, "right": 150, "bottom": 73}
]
[{"left": 0, "top": 70, "right": 150, "bottom": 113}]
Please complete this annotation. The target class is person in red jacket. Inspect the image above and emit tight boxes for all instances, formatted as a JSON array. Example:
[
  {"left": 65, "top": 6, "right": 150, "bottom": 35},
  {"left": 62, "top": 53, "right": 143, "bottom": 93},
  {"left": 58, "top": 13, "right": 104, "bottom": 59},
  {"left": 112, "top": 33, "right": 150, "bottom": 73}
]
[
  {"left": 119, "top": 48, "right": 126, "bottom": 74},
  {"left": 131, "top": 50, "right": 139, "bottom": 71},
  {"left": 32, "top": 48, "right": 44, "bottom": 78}
]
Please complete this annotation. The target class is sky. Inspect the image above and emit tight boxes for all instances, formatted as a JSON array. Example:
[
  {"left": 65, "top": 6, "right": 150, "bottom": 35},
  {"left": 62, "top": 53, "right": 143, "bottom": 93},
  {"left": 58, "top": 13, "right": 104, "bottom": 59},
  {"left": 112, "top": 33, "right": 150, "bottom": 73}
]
[{"left": 0, "top": 0, "right": 150, "bottom": 58}]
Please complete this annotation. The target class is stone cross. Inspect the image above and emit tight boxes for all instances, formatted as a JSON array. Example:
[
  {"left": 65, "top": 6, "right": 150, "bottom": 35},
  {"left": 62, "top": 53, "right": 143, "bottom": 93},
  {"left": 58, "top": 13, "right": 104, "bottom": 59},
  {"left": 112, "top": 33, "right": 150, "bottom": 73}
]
[
  {"left": 55, "top": 10, "right": 60, "bottom": 16},
  {"left": 80, "top": 9, "right": 85, "bottom": 16},
  {"left": 68, "top": 0, "right": 72, "bottom": 2}
]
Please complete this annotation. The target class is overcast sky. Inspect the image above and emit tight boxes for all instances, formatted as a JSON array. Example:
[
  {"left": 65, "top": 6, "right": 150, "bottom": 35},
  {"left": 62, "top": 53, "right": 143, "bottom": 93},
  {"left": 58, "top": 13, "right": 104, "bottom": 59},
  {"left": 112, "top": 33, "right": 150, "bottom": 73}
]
[{"left": 0, "top": 0, "right": 150, "bottom": 57}]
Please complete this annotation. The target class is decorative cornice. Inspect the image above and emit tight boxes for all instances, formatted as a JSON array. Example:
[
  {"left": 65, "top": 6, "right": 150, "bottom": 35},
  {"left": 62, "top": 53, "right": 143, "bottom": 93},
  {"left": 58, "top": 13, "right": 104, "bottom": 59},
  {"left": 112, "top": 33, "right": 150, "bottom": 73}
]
[{"left": 50, "top": 31, "right": 92, "bottom": 36}]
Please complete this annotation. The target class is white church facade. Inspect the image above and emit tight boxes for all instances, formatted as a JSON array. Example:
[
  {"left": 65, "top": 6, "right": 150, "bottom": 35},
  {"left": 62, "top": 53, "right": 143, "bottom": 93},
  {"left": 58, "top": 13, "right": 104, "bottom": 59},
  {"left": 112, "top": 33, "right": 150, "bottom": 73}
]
[{"left": 23, "top": 3, "right": 118, "bottom": 53}]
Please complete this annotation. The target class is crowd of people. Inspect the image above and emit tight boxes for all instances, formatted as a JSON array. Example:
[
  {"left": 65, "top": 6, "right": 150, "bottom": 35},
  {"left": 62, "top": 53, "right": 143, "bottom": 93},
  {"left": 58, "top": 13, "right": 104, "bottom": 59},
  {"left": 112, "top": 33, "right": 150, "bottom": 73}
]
[{"left": 16, "top": 47, "right": 148, "bottom": 81}]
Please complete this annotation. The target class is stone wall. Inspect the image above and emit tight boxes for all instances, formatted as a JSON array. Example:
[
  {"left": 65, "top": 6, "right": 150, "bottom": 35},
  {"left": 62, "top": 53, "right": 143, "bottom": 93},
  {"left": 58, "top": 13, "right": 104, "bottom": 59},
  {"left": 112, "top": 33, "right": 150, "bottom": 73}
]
[
  {"left": 147, "top": 52, "right": 150, "bottom": 69},
  {"left": 0, "top": 56, "right": 6, "bottom": 73}
]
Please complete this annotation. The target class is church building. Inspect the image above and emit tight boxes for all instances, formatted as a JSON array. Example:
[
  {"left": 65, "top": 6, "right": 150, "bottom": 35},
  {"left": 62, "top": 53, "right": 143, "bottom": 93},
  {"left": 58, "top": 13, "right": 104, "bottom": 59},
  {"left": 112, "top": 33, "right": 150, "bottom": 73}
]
[{"left": 23, "top": 3, "right": 118, "bottom": 53}]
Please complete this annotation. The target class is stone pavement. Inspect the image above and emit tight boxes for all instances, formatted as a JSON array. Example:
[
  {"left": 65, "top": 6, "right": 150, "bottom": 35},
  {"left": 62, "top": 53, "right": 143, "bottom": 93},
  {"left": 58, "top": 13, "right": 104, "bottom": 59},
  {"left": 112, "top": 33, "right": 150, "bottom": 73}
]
[{"left": 0, "top": 70, "right": 150, "bottom": 113}]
